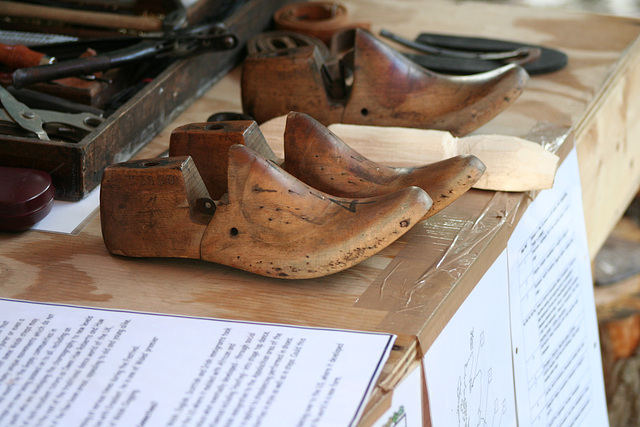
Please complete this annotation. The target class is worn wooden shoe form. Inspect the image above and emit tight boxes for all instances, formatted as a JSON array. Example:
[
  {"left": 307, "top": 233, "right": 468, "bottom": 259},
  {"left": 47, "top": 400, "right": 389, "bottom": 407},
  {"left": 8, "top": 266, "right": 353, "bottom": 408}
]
[
  {"left": 170, "top": 113, "right": 484, "bottom": 220},
  {"left": 280, "top": 112, "right": 486, "bottom": 219},
  {"left": 100, "top": 145, "right": 432, "bottom": 279},
  {"left": 241, "top": 28, "right": 529, "bottom": 136}
]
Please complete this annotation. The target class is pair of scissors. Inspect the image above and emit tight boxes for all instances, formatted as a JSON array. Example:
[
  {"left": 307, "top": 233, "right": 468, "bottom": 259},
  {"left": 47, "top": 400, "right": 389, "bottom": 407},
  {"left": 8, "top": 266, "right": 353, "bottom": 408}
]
[{"left": 0, "top": 84, "right": 103, "bottom": 141}]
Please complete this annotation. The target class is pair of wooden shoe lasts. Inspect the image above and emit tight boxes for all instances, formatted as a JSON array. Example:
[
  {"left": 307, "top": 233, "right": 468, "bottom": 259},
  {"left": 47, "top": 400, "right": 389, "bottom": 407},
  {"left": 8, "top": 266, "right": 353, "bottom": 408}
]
[
  {"left": 242, "top": 28, "right": 529, "bottom": 136},
  {"left": 100, "top": 112, "right": 485, "bottom": 279}
]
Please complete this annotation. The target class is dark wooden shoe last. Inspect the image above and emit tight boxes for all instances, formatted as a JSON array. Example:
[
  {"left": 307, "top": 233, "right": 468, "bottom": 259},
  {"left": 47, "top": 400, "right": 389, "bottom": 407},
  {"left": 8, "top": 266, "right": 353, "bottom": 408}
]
[{"left": 241, "top": 29, "right": 529, "bottom": 136}]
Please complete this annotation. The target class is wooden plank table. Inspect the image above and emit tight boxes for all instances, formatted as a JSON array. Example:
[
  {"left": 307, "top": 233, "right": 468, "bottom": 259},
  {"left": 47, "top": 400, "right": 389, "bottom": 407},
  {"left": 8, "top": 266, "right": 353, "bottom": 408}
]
[{"left": 2, "top": 0, "right": 640, "bottom": 424}]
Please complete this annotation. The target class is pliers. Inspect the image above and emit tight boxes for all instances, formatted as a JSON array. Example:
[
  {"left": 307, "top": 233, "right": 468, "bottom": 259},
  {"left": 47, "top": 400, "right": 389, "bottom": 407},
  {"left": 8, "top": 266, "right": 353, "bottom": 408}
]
[{"left": 0, "top": 83, "right": 103, "bottom": 141}]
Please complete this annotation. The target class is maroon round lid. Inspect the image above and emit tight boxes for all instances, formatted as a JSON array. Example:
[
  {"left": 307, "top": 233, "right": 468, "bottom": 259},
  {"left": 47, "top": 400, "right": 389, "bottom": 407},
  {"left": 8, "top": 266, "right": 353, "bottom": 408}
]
[{"left": 0, "top": 166, "right": 55, "bottom": 231}]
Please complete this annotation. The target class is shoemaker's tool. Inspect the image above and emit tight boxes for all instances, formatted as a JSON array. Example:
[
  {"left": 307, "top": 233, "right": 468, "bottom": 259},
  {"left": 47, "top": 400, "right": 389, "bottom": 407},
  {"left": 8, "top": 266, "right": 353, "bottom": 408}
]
[
  {"left": 100, "top": 144, "right": 431, "bottom": 279},
  {"left": 173, "top": 112, "right": 482, "bottom": 219},
  {"left": 259, "top": 115, "right": 559, "bottom": 192},
  {"left": 0, "top": 1, "right": 165, "bottom": 33},
  {"left": 379, "top": 29, "right": 567, "bottom": 75},
  {"left": 0, "top": 29, "right": 77, "bottom": 46},
  {"left": 242, "top": 28, "right": 528, "bottom": 136},
  {"left": 0, "top": 43, "right": 55, "bottom": 85},
  {"left": 0, "top": 83, "right": 47, "bottom": 140},
  {"left": 0, "top": 166, "right": 55, "bottom": 232},
  {"left": 0, "top": 83, "right": 103, "bottom": 141},
  {"left": 11, "top": 22, "right": 238, "bottom": 89},
  {"left": 7, "top": 87, "right": 104, "bottom": 116},
  {"left": 0, "top": 43, "right": 55, "bottom": 69}
]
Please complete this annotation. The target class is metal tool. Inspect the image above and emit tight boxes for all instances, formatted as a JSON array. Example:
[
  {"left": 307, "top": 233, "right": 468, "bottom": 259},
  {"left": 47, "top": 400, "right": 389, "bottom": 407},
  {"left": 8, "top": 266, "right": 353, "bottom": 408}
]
[
  {"left": 7, "top": 87, "right": 104, "bottom": 116},
  {"left": 380, "top": 29, "right": 540, "bottom": 64},
  {"left": 0, "top": 84, "right": 48, "bottom": 140},
  {"left": 379, "top": 29, "right": 567, "bottom": 75},
  {"left": 11, "top": 22, "right": 238, "bottom": 89},
  {"left": 0, "top": 84, "right": 103, "bottom": 141},
  {"left": 0, "top": 29, "right": 77, "bottom": 46}
]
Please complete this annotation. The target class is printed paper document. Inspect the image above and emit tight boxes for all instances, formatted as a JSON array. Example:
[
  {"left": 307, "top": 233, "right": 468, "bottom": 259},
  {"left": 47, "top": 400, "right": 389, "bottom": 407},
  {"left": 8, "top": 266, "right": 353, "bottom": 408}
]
[{"left": 0, "top": 299, "right": 394, "bottom": 426}]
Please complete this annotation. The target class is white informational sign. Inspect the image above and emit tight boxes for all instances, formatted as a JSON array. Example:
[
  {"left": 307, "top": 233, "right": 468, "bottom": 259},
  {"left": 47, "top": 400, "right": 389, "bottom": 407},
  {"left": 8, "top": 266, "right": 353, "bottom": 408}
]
[
  {"left": 0, "top": 299, "right": 395, "bottom": 427},
  {"left": 424, "top": 251, "right": 518, "bottom": 427},
  {"left": 424, "top": 148, "right": 608, "bottom": 427},
  {"left": 508, "top": 149, "right": 608, "bottom": 426}
]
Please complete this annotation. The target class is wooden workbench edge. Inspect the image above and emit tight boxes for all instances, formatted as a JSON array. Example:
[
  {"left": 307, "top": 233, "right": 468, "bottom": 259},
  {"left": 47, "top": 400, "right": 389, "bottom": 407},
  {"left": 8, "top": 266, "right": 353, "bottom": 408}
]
[{"left": 574, "top": 32, "right": 640, "bottom": 259}]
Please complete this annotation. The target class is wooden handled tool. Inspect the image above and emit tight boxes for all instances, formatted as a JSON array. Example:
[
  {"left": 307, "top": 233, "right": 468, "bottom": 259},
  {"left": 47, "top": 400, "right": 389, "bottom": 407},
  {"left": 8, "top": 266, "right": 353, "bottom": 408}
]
[
  {"left": 0, "top": 43, "right": 54, "bottom": 69},
  {"left": 259, "top": 116, "right": 559, "bottom": 192},
  {"left": 0, "top": 1, "right": 163, "bottom": 32}
]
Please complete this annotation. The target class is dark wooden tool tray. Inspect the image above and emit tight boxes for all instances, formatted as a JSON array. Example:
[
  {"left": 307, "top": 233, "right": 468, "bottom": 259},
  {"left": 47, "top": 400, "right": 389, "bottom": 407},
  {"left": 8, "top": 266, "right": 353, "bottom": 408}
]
[{"left": 0, "top": 0, "right": 293, "bottom": 201}]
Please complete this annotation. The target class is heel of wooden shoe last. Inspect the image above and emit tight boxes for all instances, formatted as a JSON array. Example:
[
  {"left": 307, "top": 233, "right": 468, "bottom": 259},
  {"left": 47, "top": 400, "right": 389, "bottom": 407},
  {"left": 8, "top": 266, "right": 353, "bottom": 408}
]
[
  {"left": 170, "top": 121, "right": 276, "bottom": 200},
  {"left": 100, "top": 157, "right": 214, "bottom": 259},
  {"left": 241, "top": 46, "right": 342, "bottom": 124}
]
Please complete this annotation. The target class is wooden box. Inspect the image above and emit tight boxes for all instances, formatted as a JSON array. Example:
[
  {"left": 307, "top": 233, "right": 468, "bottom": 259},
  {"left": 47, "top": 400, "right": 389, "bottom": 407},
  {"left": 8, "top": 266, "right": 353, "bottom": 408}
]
[{"left": 0, "top": 0, "right": 295, "bottom": 200}]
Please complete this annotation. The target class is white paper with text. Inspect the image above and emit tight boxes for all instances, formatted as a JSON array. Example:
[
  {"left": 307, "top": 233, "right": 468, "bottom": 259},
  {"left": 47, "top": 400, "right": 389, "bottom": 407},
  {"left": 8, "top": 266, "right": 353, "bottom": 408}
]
[
  {"left": 0, "top": 299, "right": 394, "bottom": 427},
  {"left": 507, "top": 148, "right": 608, "bottom": 426}
]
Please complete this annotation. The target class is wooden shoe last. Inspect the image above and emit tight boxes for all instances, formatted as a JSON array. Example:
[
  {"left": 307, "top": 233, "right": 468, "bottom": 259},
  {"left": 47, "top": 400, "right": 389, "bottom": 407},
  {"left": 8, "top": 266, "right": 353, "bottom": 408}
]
[
  {"left": 199, "top": 145, "right": 431, "bottom": 278},
  {"left": 170, "top": 113, "right": 484, "bottom": 220},
  {"left": 280, "top": 112, "right": 486, "bottom": 219},
  {"left": 100, "top": 145, "right": 432, "bottom": 279},
  {"left": 241, "top": 29, "right": 528, "bottom": 136}
]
